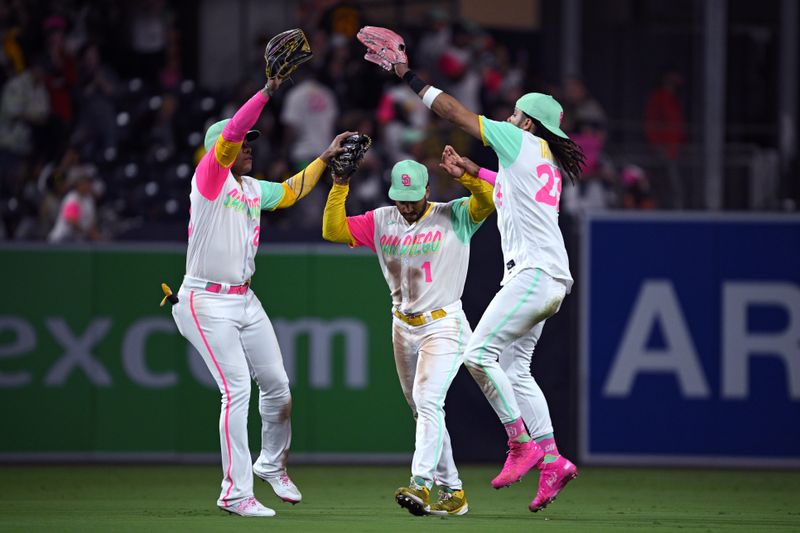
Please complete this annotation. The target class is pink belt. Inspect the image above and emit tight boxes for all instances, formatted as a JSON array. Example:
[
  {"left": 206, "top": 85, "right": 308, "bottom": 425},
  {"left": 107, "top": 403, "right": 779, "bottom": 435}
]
[{"left": 205, "top": 282, "right": 250, "bottom": 295}]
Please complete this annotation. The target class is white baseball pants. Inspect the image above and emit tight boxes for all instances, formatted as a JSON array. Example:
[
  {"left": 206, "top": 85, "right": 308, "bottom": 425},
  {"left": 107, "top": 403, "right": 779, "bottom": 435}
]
[
  {"left": 392, "top": 309, "right": 469, "bottom": 490},
  {"left": 463, "top": 268, "right": 566, "bottom": 426},
  {"left": 172, "top": 283, "right": 291, "bottom": 508},
  {"left": 500, "top": 321, "right": 553, "bottom": 438}
]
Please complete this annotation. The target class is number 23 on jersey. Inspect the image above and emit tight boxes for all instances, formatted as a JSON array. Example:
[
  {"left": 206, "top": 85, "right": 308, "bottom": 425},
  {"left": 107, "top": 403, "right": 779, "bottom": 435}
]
[{"left": 534, "top": 163, "right": 563, "bottom": 210}]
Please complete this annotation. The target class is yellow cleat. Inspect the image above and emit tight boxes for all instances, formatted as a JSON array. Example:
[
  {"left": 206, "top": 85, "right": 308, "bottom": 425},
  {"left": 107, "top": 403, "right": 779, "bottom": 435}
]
[
  {"left": 429, "top": 488, "right": 468, "bottom": 516},
  {"left": 394, "top": 482, "right": 430, "bottom": 516}
]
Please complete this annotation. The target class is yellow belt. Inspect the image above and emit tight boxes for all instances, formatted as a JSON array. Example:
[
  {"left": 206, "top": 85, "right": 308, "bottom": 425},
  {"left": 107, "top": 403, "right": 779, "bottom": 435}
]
[{"left": 393, "top": 308, "right": 447, "bottom": 326}]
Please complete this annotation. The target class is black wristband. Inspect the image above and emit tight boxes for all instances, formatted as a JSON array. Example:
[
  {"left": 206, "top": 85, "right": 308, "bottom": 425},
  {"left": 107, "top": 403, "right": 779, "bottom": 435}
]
[{"left": 402, "top": 70, "right": 427, "bottom": 94}]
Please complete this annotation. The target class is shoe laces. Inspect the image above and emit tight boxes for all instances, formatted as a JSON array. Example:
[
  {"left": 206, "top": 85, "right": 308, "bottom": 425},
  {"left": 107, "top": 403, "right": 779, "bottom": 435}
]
[
  {"left": 278, "top": 472, "right": 292, "bottom": 486},
  {"left": 507, "top": 439, "right": 530, "bottom": 458},
  {"left": 437, "top": 489, "right": 455, "bottom": 502}
]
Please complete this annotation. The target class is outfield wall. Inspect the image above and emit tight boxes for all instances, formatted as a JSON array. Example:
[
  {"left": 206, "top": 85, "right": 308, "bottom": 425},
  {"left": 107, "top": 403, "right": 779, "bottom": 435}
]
[{"left": 2, "top": 213, "right": 798, "bottom": 468}]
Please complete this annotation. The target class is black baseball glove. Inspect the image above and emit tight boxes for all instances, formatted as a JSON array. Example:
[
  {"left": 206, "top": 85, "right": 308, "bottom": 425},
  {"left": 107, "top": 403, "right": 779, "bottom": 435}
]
[
  {"left": 264, "top": 28, "right": 312, "bottom": 79},
  {"left": 330, "top": 134, "right": 372, "bottom": 179}
]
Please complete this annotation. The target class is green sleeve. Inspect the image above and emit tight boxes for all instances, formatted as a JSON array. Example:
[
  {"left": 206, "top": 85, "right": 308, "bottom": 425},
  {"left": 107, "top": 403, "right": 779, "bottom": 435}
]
[
  {"left": 259, "top": 181, "right": 286, "bottom": 211},
  {"left": 449, "top": 197, "right": 483, "bottom": 244},
  {"left": 479, "top": 116, "right": 523, "bottom": 168}
]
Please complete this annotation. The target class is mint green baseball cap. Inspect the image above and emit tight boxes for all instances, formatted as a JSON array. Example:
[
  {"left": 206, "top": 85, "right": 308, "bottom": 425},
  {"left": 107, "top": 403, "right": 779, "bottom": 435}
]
[
  {"left": 516, "top": 93, "right": 569, "bottom": 138},
  {"left": 203, "top": 119, "right": 260, "bottom": 152},
  {"left": 389, "top": 160, "right": 428, "bottom": 201}
]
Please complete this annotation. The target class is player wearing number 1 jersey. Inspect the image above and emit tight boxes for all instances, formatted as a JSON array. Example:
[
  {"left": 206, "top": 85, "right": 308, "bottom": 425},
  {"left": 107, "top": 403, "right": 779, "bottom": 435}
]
[
  {"left": 361, "top": 36, "right": 586, "bottom": 513},
  {"left": 322, "top": 153, "right": 494, "bottom": 517},
  {"left": 171, "top": 73, "right": 354, "bottom": 517}
]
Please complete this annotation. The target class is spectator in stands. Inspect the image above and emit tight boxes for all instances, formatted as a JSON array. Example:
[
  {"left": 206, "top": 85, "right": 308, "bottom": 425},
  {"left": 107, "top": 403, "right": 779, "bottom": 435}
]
[
  {"left": 0, "top": 3, "right": 25, "bottom": 84},
  {"left": 48, "top": 164, "right": 99, "bottom": 242},
  {"left": 416, "top": 9, "right": 450, "bottom": 75},
  {"left": 41, "top": 15, "right": 77, "bottom": 126},
  {"left": 126, "top": 0, "right": 173, "bottom": 84},
  {"left": 438, "top": 22, "right": 482, "bottom": 114},
  {"left": 562, "top": 119, "right": 617, "bottom": 215},
  {"left": 621, "top": 164, "right": 656, "bottom": 210},
  {"left": 280, "top": 67, "right": 338, "bottom": 169},
  {"left": 644, "top": 68, "right": 687, "bottom": 209},
  {"left": 561, "top": 76, "right": 606, "bottom": 135},
  {"left": 74, "top": 41, "right": 119, "bottom": 156},
  {"left": 0, "top": 60, "right": 49, "bottom": 197}
]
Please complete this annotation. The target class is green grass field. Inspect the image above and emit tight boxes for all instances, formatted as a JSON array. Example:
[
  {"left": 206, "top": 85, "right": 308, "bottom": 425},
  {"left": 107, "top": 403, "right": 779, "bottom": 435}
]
[{"left": 1, "top": 465, "right": 799, "bottom": 532}]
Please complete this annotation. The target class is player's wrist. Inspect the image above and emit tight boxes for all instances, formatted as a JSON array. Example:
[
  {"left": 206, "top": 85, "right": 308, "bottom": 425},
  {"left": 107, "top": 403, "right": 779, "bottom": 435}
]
[{"left": 402, "top": 70, "right": 427, "bottom": 94}]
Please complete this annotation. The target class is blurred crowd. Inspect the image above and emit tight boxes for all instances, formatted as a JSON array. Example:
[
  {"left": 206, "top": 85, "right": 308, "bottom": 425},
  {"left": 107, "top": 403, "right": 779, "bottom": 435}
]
[{"left": 0, "top": 0, "right": 689, "bottom": 243}]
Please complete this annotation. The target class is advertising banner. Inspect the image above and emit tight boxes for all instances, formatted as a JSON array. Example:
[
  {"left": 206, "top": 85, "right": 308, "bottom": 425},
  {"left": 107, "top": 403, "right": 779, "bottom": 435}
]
[
  {"left": 581, "top": 214, "right": 800, "bottom": 466},
  {"left": 0, "top": 245, "right": 410, "bottom": 460}
]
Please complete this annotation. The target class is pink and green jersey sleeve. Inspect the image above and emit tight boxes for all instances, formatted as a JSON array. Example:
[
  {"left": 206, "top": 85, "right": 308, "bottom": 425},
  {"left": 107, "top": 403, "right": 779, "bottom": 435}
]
[
  {"left": 346, "top": 211, "right": 376, "bottom": 252},
  {"left": 195, "top": 91, "right": 269, "bottom": 201}
]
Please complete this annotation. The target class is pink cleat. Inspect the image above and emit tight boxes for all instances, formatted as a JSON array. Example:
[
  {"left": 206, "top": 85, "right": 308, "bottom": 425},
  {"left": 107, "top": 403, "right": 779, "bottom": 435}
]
[
  {"left": 529, "top": 456, "right": 578, "bottom": 512},
  {"left": 491, "top": 439, "right": 545, "bottom": 489}
]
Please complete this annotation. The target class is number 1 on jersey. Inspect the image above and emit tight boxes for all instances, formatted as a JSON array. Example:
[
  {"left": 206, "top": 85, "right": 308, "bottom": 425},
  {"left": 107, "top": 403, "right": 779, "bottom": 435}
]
[{"left": 421, "top": 261, "right": 432, "bottom": 283}]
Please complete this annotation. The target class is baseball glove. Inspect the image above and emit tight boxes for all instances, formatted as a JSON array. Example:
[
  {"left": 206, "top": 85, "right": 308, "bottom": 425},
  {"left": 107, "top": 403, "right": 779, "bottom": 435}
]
[
  {"left": 264, "top": 28, "right": 312, "bottom": 79},
  {"left": 330, "top": 134, "right": 372, "bottom": 179},
  {"left": 356, "top": 26, "right": 407, "bottom": 71}
]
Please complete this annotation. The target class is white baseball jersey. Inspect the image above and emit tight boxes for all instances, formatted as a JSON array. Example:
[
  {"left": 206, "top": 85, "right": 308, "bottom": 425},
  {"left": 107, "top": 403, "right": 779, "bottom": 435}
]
[
  {"left": 480, "top": 116, "right": 574, "bottom": 292},
  {"left": 185, "top": 171, "right": 284, "bottom": 285},
  {"left": 351, "top": 199, "right": 483, "bottom": 315}
]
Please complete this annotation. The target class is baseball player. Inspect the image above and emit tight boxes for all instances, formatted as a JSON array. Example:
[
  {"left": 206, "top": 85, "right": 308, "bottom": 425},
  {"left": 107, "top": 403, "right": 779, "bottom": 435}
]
[
  {"left": 322, "top": 151, "right": 494, "bottom": 517},
  {"left": 357, "top": 27, "right": 586, "bottom": 512},
  {"left": 170, "top": 67, "right": 354, "bottom": 516}
]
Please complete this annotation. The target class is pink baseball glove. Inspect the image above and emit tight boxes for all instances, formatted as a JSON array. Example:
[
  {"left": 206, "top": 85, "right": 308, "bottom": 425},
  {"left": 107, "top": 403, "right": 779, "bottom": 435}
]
[{"left": 356, "top": 26, "right": 408, "bottom": 71}]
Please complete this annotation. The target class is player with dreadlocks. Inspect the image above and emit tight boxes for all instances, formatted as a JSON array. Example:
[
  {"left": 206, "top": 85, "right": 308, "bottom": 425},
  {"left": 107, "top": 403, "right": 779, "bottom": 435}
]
[{"left": 356, "top": 26, "right": 585, "bottom": 514}]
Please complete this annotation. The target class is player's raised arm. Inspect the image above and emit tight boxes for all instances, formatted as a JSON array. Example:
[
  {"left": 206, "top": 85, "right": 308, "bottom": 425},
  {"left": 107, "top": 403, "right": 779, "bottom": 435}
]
[
  {"left": 195, "top": 83, "right": 277, "bottom": 201},
  {"left": 322, "top": 135, "right": 376, "bottom": 250},
  {"left": 357, "top": 26, "right": 481, "bottom": 140},
  {"left": 195, "top": 27, "right": 314, "bottom": 201},
  {"left": 265, "top": 131, "right": 356, "bottom": 210}
]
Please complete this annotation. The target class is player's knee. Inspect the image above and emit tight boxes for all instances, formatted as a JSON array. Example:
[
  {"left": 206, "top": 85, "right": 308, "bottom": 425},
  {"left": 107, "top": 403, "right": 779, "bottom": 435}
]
[
  {"left": 413, "top": 390, "right": 442, "bottom": 417},
  {"left": 507, "top": 368, "right": 531, "bottom": 387},
  {"left": 462, "top": 352, "right": 481, "bottom": 369},
  {"left": 265, "top": 383, "right": 291, "bottom": 405},
  {"left": 225, "top": 380, "right": 252, "bottom": 406}
]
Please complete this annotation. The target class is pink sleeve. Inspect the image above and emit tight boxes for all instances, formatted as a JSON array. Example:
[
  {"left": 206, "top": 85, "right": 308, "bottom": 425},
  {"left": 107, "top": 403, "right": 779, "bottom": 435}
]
[
  {"left": 477, "top": 167, "right": 497, "bottom": 186},
  {"left": 222, "top": 91, "right": 268, "bottom": 144},
  {"left": 196, "top": 91, "right": 269, "bottom": 200},
  {"left": 63, "top": 201, "right": 81, "bottom": 222},
  {"left": 346, "top": 211, "right": 376, "bottom": 252}
]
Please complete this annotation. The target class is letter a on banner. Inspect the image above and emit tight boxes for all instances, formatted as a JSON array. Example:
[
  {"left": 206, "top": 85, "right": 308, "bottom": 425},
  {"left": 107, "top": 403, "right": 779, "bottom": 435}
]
[{"left": 603, "top": 280, "right": 710, "bottom": 398}]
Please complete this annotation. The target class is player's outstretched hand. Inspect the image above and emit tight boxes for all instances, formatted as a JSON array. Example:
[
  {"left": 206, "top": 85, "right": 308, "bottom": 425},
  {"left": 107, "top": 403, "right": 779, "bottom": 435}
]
[
  {"left": 321, "top": 131, "right": 358, "bottom": 164},
  {"left": 265, "top": 76, "right": 284, "bottom": 96},
  {"left": 356, "top": 26, "right": 408, "bottom": 73},
  {"left": 330, "top": 133, "right": 372, "bottom": 184},
  {"left": 440, "top": 145, "right": 480, "bottom": 178}
]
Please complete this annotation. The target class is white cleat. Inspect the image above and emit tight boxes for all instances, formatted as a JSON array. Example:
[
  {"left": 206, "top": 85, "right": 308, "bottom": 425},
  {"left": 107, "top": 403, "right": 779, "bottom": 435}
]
[
  {"left": 219, "top": 496, "right": 276, "bottom": 517},
  {"left": 256, "top": 470, "right": 302, "bottom": 504}
]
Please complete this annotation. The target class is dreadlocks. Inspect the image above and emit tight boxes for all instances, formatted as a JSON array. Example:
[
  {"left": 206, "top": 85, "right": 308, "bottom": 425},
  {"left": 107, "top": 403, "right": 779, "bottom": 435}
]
[{"left": 528, "top": 117, "right": 586, "bottom": 185}]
